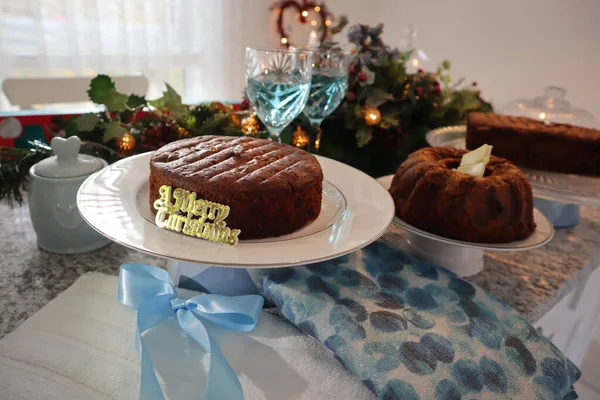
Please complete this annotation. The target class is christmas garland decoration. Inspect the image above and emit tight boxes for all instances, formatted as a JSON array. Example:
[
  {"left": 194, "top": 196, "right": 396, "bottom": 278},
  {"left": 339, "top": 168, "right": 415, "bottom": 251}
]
[
  {"left": 0, "top": 21, "right": 492, "bottom": 206},
  {"left": 313, "top": 22, "right": 493, "bottom": 176},
  {"left": 0, "top": 76, "right": 264, "bottom": 205}
]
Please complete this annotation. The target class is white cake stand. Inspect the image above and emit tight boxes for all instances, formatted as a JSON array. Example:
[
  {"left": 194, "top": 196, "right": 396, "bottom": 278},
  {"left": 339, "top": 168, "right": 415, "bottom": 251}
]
[
  {"left": 78, "top": 152, "right": 395, "bottom": 294},
  {"left": 377, "top": 175, "right": 554, "bottom": 277}
]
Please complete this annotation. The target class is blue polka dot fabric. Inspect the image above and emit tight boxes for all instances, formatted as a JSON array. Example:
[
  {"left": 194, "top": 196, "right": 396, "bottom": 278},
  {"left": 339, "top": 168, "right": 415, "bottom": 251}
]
[{"left": 257, "top": 236, "right": 581, "bottom": 399}]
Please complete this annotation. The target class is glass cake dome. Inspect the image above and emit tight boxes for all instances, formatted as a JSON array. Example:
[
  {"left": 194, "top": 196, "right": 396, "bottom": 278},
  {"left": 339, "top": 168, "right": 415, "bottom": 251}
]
[{"left": 499, "top": 86, "right": 599, "bottom": 129}]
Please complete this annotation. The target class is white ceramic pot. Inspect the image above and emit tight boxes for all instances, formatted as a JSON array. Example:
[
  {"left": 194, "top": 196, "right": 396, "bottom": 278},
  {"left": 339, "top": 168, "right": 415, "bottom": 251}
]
[{"left": 28, "top": 136, "right": 111, "bottom": 254}]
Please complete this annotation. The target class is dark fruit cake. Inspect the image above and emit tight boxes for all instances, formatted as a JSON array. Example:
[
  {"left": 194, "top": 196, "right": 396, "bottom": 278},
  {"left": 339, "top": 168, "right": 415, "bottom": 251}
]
[
  {"left": 149, "top": 136, "right": 323, "bottom": 240},
  {"left": 389, "top": 147, "right": 536, "bottom": 243},
  {"left": 467, "top": 112, "right": 600, "bottom": 176}
]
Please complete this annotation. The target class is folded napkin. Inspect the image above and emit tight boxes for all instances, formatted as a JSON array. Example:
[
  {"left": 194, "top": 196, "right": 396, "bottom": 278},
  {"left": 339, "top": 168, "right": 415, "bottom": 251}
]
[
  {"left": 255, "top": 234, "right": 581, "bottom": 400},
  {"left": 0, "top": 272, "right": 375, "bottom": 400}
]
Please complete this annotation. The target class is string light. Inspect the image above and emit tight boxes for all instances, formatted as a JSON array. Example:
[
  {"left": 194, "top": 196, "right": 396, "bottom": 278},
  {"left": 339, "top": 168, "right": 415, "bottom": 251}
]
[
  {"left": 177, "top": 126, "right": 190, "bottom": 138},
  {"left": 292, "top": 126, "right": 310, "bottom": 148},
  {"left": 241, "top": 115, "right": 260, "bottom": 135},
  {"left": 363, "top": 107, "right": 381, "bottom": 126},
  {"left": 274, "top": 2, "right": 331, "bottom": 48},
  {"left": 117, "top": 132, "right": 136, "bottom": 154}
]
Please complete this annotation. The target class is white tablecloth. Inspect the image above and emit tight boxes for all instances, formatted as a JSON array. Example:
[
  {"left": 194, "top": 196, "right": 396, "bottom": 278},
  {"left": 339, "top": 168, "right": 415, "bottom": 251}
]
[{"left": 0, "top": 273, "right": 375, "bottom": 400}]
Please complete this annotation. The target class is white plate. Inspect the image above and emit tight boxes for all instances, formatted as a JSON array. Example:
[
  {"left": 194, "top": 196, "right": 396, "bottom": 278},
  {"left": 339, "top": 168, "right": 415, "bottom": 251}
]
[
  {"left": 377, "top": 175, "right": 554, "bottom": 251},
  {"left": 78, "top": 152, "right": 395, "bottom": 268},
  {"left": 426, "top": 125, "right": 600, "bottom": 206}
]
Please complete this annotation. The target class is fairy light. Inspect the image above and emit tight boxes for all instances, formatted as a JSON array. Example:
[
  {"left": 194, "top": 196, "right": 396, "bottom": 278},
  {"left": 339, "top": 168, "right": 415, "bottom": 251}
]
[
  {"left": 275, "top": 2, "right": 330, "bottom": 47},
  {"left": 117, "top": 132, "right": 136, "bottom": 154},
  {"left": 363, "top": 107, "right": 381, "bottom": 126}
]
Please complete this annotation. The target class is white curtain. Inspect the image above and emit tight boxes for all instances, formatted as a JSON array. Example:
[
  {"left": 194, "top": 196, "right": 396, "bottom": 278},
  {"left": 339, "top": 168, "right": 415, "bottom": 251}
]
[{"left": 0, "top": 0, "right": 275, "bottom": 107}]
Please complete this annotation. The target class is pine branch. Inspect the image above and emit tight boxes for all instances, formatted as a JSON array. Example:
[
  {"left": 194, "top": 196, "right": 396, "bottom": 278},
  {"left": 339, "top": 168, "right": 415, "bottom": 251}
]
[{"left": 0, "top": 141, "right": 52, "bottom": 207}]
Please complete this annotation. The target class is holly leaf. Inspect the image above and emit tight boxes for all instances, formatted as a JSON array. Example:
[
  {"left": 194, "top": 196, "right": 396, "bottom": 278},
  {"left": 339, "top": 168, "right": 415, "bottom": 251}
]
[
  {"left": 365, "top": 87, "right": 395, "bottom": 108},
  {"left": 379, "top": 113, "right": 400, "bottom": 129},
  {"left": 72, "top": 113, "right": 100, "bottom": 132},
  {"left": 359, "top": 67, "right": 376, "bottom": 86},
  {"left": 103, "top": 121, "right": 126, "bottom": 143},
  {"left": 178, "top": 114, "right": 197, "bottom": 130},
  {"left": 356, "top": 126, "right": 373, "bottom": 148},
  {"left": 127, "top": 94, "right": 147, "bottom": 108},
  {"left": 87, "top": 75, "right": 128, "bottom": 112},
  {"left": 87, "top": 75, "right": 114, "bottom": 102},
  {"left": 149, "top": 84, "right": 182, "bottom": 110}
]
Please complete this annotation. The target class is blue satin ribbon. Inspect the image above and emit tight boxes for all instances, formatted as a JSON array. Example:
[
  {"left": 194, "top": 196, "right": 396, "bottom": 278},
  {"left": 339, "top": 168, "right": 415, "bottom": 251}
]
[{"left": 118, "top": 263, "right": 264, "bottom": 400}]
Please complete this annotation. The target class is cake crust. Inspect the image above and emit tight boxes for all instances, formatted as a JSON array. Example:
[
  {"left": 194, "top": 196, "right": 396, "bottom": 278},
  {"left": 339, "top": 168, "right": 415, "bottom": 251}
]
[
  {"left": 150, "top": 136, "right": 323, "bottom": 239},
  {"left": 467, "top": 112, "right": 600, "bottom": 175},
  {"left": 390, "top": 147, "right": 536, "bottom": 243}
]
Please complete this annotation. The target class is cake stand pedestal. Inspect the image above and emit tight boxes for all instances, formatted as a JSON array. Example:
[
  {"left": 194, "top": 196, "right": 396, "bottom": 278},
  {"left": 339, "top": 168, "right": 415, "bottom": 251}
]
[
  {"left": 377, "top": 175, "right": 554, "bottom": 277},
  {"left": 405, "top": 234, "right": 484, "bottom": 276},
  {"left": 166, "top": 260, "right": 260, "bottom": 296}
]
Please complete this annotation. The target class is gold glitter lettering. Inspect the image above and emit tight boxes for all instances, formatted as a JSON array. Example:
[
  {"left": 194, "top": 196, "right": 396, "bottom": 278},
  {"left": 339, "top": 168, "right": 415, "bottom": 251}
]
[
  {"left": 154, "top": 185, "right": 241, "bottom": 246},
  {"left": 155, "top": 207, "right": 169, "bottom": 228}
]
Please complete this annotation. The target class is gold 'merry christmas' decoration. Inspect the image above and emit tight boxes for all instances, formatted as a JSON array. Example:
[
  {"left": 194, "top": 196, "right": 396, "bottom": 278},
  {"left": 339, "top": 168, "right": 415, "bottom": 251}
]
[{"left": 153, "top": 185, "right": 241, "bottom": 246}]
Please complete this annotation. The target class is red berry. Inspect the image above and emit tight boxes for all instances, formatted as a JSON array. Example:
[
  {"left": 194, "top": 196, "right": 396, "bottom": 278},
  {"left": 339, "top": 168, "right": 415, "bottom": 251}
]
[
  {"left": 416, "top": 87, "right": 424, "bottom": 96},
  {"left": 472, "top": 81, "right": 478, "bottom": 86},
  {"left": 357, "top": 71, "right": 368, "bottom": 82},
  {"left": 417, "top": 68, "right": 424, "bottom": 73},
  {"left": 345, "top": 92, "right": 356, "bottom": 102},
  {"left": 349, "top": 65, "right": 357, "bottom": 75},
  {"left": 433, "top": 81, "right": 440, "bottom": 87},
  {"left": 240, "top": 98, "right": 250, "bottom": 110},
  {"left": 433, "top": 86, "right": 441, "bottom": 95}
]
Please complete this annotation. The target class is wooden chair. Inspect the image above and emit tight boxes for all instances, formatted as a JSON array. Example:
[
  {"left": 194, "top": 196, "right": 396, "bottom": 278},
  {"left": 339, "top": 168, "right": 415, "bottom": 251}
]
[{"left": 2, "top": 75, "right": 148, "bottom": 109}]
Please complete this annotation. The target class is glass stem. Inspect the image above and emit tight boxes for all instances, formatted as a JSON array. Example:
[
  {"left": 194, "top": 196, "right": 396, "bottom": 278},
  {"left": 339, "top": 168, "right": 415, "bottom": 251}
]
[
  {"left": 267, "top": 127, "right": 283, "bottom": 143},
  {"left": 308, "top": 119, "right": 323, "bottom": 154}
]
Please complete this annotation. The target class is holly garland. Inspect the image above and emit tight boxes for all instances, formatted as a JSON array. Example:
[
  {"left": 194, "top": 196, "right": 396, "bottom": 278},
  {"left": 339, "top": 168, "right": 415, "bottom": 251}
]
[
  {"left": 0, "top": 21, "right": 493, "bottom": 205},
  {"left": 0, "top": 76, "right": 262, "bottom": 205},
  {"left": 311, "top": 22, "right": 493, "bottom": 176}
]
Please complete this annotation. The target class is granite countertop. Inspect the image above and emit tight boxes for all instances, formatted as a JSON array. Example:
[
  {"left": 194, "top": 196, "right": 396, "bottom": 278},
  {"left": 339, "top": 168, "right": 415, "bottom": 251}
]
[{"left": 1, "top": 200, "right": 599, "bottom": 340}]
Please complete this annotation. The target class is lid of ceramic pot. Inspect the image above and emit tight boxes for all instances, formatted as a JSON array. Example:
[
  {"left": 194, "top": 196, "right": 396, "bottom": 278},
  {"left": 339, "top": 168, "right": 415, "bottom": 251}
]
[{"left": 33, "top": 136, "right": 106, "bottom": 178}]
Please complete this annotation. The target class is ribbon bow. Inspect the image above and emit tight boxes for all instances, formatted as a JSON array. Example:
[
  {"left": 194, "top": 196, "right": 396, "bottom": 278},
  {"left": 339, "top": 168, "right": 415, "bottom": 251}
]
[{"left": 118, "top": 263, "right": 264, "bottom": 400}]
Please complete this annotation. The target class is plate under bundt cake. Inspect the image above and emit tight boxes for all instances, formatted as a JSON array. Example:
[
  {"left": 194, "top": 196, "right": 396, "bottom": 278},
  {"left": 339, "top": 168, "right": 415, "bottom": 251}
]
[
  {"left": 149, "top": 135, "right": 323, "bottom": 240},
  {"left": 389, "top": 147, "right": 536, "bottom": 243}
]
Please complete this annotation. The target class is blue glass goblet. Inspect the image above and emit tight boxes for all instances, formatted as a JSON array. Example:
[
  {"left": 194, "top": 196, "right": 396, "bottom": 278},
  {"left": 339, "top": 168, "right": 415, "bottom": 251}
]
[{"left": 245, "top": 48, "right": 313, "bottom": 142}]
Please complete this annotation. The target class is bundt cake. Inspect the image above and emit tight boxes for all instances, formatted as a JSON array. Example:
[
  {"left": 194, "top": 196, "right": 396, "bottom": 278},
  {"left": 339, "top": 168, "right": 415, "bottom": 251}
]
[
  {"left": 389, "top": 147, "right": 536, "bottom": 243},
  {"left": 150, "top": 135, "right": 323, "bottom": 240}
]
